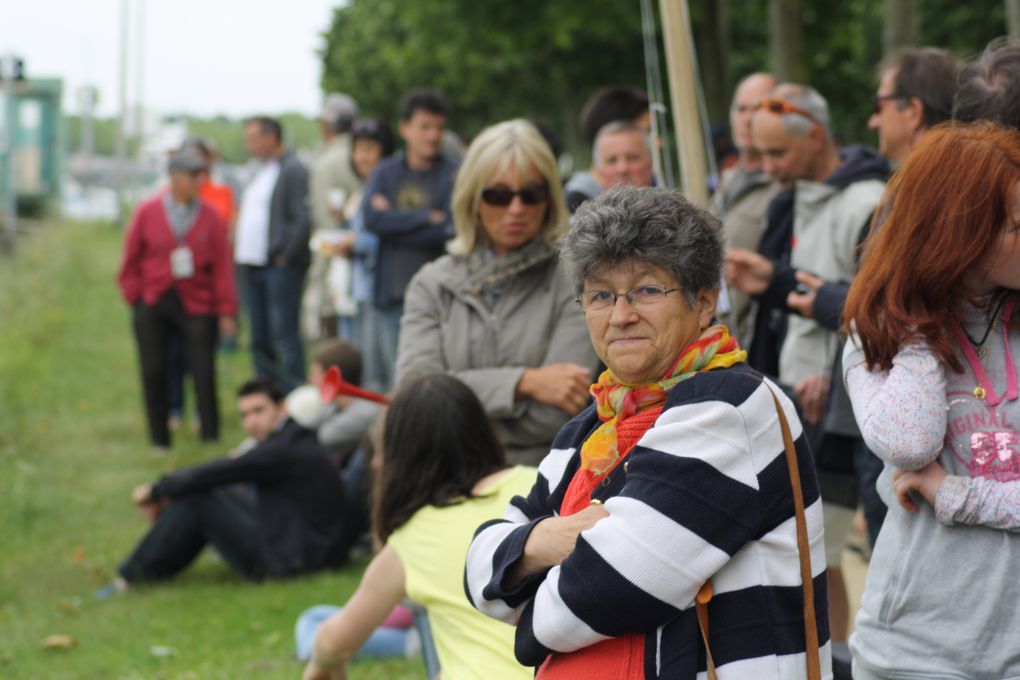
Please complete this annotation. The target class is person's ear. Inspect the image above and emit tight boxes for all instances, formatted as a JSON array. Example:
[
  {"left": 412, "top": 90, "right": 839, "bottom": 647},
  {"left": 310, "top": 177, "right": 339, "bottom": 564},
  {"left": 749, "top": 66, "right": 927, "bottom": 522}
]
[
  {"left": 698, "top": 288, "right": 721, "bottom": 329},
  {"left": 809, "top": 124, "right": 827, "bottom": 151},
  {"left": 905, "top": 97, "right": 925, "bottom": 133}
]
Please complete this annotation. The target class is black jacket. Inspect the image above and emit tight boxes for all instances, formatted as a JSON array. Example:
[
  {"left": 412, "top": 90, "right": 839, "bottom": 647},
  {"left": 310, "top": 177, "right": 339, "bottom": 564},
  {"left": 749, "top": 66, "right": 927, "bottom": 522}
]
[{"left": 151, "top": 419, "right": 348, "bottom": 578}]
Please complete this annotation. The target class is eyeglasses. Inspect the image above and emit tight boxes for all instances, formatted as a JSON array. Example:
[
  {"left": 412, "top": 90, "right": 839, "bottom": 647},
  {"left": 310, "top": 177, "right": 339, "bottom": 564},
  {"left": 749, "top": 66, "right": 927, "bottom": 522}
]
[
  {"left": 755, "top": 98, "right": 823, "bottom": 127},
  {"left": 871, "top": 93, "right": 905, "bottom": 115},
  {"left": 480, "top": 182, "right": 549, "bottom": 207},
  {"left": 575, "top": 285, "right": 682, "bottom": 312}
]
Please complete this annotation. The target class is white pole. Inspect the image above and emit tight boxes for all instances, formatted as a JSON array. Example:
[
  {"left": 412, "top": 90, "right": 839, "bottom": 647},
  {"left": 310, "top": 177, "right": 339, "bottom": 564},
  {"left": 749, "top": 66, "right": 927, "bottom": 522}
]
[{"left": 114, "top": 0, "right": 129, "bottom": 226}]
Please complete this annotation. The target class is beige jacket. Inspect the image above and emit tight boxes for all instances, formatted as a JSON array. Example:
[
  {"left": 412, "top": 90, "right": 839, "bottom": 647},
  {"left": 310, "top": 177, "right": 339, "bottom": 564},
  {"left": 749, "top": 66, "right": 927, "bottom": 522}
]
[
  {"left": 396, "top": 249, "right": 599, "bottom": 465},
  {"left": 712, "top": 164, "right": 777, "bottom": 346}
]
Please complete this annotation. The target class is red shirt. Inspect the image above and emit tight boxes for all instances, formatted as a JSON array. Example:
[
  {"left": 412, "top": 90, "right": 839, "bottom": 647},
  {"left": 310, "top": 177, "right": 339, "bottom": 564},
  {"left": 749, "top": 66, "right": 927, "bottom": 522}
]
[{"left": 117, "top": 196, "right": 237, "bottom": 317}]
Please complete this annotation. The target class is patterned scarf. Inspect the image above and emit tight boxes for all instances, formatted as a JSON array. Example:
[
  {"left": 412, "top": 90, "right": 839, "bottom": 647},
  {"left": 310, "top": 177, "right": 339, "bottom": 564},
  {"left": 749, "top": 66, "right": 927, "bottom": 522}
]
[
  {"left": 463, "top": 237, "right": 553, "bottom": 310},
  {"left": 580, "top": 324, "right": 747, "bottom": 475}
]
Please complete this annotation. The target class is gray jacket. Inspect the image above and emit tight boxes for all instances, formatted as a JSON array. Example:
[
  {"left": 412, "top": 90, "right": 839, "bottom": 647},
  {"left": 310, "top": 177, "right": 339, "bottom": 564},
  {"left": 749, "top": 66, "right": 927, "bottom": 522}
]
[
  {"left": 395, "top": 249, "right": 599, "bottom": 465},
  {"left": 269, "top": 150, "right": 312, "bottom": 269}
]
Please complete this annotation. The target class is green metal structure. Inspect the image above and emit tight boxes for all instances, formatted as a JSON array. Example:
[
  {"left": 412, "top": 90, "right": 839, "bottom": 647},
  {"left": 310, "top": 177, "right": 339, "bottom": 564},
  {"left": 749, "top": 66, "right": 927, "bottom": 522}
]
[{"left": 1, "top": 77, "right": 64, "bottom": 216}]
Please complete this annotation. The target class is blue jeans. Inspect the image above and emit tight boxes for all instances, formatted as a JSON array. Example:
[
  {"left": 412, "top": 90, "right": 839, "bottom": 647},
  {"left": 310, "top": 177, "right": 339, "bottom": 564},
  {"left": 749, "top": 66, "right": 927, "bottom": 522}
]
[
  {"left": 294, "top": 605, "right": 410, "bottom": 661},
  {"left": 359, "top": 303, "right": 402, "bottom": 392},
  {"left": 238, "top": 264, "right": 307, "bottom": 393}
]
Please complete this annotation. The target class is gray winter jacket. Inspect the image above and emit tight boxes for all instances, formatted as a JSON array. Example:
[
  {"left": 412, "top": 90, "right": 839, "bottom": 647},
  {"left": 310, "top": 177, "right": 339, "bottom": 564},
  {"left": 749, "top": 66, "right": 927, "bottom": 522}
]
[{"left": 395, "top": 248, "right": 599, "bottom": 465}]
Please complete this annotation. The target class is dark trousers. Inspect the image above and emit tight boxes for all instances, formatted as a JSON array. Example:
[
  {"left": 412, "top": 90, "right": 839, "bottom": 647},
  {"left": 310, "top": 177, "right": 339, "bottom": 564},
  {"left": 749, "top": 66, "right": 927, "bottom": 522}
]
[
  {"left": 238, "top": 264, "right": 306, "bottom": 393},
  {"left": 132, "top": 290, "right": 219, "bottom": 446},
  {"left": 118, "top": 485, "right": 261, "bottom": 583},
  {"left": 166, "top": 327, "right": 186, "bottom": 417},
  {"left": 854, "top": 440, "right": 887, "bottom": 548}
]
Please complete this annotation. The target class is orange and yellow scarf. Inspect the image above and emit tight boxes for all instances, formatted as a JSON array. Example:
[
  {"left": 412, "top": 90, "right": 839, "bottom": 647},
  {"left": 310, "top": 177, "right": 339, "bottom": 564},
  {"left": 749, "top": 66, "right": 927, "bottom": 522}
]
[{"left": 580, "top": 324, "right": 747, "bottom": 476}]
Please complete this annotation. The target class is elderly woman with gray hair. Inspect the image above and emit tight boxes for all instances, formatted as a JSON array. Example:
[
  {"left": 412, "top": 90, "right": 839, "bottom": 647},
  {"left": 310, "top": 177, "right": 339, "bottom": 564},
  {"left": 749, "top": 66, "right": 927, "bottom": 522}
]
[
  {"left": 465, "top": 186, "right": 830, "bottom": 680},
  {"left": 396, "top": 119, "right": 598, "bottom": 465}
]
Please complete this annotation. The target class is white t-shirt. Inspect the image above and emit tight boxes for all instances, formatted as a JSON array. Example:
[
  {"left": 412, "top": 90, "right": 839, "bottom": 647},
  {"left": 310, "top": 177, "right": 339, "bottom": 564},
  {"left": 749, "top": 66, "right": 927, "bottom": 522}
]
[{"left": 234, "top": 161, "right": 280, "bottom": 265}]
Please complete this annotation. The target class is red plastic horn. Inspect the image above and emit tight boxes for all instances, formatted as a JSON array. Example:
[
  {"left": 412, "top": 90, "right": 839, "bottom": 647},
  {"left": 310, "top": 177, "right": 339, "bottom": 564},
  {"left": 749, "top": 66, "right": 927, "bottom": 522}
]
[{"left": 320, "top": 365, "right": 391, "bottom": 405}]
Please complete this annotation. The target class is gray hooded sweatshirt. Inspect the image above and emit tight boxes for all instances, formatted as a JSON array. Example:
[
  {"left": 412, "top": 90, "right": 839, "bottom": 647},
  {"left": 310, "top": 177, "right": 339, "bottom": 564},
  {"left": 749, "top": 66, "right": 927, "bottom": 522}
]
[{"left": 843, "top": 299, "right": 1020, "bottom": 679}]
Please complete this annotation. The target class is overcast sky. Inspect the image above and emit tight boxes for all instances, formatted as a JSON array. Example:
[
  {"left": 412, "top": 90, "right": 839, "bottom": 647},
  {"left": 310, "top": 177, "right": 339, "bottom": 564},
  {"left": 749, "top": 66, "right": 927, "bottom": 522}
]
[{"left": 9, "top": 0, "right": 340, "bottom": 118}]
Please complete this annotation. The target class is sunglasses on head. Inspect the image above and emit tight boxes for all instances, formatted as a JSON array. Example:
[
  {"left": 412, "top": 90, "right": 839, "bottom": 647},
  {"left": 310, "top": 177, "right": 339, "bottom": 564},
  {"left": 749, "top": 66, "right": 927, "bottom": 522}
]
[
  {"left": 755, "top": 97, "right": 823, "bottom": 127},
  {"left": 480, "top": 182, "right": 549, "bottom": 207},
  {"left": 353, "top": 120, "right": 380, "bottom": 135}
]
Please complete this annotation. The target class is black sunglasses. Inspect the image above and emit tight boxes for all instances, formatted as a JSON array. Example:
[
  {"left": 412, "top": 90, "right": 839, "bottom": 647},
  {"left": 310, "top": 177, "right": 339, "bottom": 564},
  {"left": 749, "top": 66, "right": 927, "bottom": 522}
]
[
  {"left": 871, "top": 93, "right": 905, "bottom": 115},
  {"left": 480, "top": 182, "right": 549, "bottom": 207}
]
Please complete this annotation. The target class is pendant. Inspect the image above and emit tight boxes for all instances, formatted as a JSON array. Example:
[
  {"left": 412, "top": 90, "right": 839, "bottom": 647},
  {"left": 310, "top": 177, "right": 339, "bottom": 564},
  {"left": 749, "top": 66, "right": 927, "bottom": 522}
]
[
  {"left": 974, "top": 386, "right": 987, "bottom": 400},
  {"left": 977, "top": 346, "right": 988, "bottom": 361}
]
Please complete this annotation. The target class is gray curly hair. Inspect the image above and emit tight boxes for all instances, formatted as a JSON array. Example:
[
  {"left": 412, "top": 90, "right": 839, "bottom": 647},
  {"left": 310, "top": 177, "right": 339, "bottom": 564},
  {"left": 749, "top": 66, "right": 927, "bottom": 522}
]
[{"left": 559, "top": 185, "right": 723, "bottom": 307}]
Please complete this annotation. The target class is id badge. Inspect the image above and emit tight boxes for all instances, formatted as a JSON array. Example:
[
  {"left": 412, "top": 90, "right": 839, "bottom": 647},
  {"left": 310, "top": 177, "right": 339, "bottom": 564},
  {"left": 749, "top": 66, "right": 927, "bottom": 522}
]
[{"left": 170, "top": 246, "right": 195, "bottom": 279}]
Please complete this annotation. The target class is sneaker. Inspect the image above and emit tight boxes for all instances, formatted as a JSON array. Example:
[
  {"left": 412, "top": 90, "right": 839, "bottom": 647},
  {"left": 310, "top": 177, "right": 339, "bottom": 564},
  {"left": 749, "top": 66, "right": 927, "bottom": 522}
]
[{"left": 96, "top": 577, "right": 129, "bottom": 600}]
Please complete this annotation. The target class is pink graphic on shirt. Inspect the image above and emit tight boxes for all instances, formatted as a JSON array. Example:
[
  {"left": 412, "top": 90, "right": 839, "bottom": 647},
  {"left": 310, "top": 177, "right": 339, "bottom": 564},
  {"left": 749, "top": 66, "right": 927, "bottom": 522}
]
[
  {"left": 947, "top": 392, "right": 1020, "bottom": 481},
  {"left": 968, "top": 432, "right": 1020, "bottom": 480}
]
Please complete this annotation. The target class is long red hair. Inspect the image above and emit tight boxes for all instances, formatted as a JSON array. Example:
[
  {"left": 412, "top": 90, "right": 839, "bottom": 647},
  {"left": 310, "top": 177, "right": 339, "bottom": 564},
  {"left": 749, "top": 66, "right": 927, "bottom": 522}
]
[{"left": 844, "top": 122, "right": 1020, "bottom": 372}]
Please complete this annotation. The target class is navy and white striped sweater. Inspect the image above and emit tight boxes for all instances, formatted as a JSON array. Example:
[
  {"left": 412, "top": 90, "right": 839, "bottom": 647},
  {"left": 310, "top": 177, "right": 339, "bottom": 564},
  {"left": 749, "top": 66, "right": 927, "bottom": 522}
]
[{"left": 465, "top": 363, "right": 832, "bottom": 679}]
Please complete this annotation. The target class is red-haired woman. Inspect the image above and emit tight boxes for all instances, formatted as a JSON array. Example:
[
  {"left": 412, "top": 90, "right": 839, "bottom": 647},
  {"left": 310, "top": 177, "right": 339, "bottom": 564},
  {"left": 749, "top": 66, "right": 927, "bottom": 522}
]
[{"left": 842, "top": 122, "right": 1020, "bottom": 679}]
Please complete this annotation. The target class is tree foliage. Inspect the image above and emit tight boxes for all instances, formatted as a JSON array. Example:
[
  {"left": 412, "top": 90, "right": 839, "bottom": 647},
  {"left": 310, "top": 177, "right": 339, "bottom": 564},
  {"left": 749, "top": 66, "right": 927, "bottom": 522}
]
[
  {"left": 321, "top": 0, "right": 1010, "bottom": 162},
  {"left": 64, "top": 114, "right": 320, "bottom": 164},
  {"left": 319, "top": 0, "right": 647, "bottom": 153}
]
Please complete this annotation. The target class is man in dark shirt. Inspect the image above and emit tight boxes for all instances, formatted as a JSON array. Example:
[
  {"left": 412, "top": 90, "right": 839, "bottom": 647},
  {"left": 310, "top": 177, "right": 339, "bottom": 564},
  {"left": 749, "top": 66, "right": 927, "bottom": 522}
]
[
  {"left": 103, "top": 378, "right": 349, "bottom": 594},
  {"left": 360, "top": 89, "right": 459, "bottom": 389}
]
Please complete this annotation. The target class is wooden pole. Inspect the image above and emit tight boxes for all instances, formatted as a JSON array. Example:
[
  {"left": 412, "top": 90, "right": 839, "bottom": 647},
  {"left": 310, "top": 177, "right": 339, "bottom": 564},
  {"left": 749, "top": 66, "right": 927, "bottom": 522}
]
[
  {"left": 657, "top": 0, "right": 709, "bottom": 207},
  {"left": 1007, "top": 0, "right": 1020, "bottom": 38}
]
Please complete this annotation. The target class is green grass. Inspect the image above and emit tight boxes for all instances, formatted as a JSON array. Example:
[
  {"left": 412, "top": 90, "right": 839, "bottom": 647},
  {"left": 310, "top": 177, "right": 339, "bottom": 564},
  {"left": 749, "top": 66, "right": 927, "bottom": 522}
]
[{"left": 0, "top": 220, "right": 421, "bottom": 679}]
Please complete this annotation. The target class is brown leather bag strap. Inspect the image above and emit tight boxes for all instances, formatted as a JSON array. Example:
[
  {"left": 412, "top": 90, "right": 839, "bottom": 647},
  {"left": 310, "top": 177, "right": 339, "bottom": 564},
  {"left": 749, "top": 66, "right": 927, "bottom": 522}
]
[
  {"left": 695, "top": 385, "right": 820, "bottom": 680},
  {"left": 769, "top": 387, "right": 821, "bottom": 680},
  {"left": 696, "top": 582, "right": 717, "bottom": 680}
]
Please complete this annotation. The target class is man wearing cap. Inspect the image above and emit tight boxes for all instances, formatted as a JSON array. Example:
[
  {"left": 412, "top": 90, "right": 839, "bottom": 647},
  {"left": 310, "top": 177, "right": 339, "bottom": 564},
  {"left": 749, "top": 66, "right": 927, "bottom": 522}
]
[
  {"left": 304, "top": 93, "right": 360, "bottom": 341},
  {"left": 117, "top": 149, "right": 238, "bottom": 450}
]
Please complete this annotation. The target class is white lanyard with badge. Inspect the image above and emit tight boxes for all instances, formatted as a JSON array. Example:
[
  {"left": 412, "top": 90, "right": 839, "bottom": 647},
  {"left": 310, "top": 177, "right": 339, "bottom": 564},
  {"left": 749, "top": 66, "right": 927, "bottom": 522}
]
[
  {"left": 166, "top": 196, "right": 198, "bottom": 279},
  {"left": 170, "top": 243, "right": 195, "bottom": 279}
]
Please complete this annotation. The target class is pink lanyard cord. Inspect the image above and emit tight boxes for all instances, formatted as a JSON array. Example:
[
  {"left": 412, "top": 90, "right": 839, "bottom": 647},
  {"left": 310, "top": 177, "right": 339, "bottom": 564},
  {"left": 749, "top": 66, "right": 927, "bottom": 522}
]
[{"left": 951, "top": 300, "right": 1017, "bottom": 406}]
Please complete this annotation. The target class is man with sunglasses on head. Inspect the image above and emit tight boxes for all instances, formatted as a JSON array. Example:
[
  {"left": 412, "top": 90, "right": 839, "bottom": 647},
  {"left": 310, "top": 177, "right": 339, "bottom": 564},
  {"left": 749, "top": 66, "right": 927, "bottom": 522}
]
[
  {"left": 361, "top": 89, "right": 459, "bottom": 391},
  {"left": 725, "top": 83, "right": 888, "bottom": 648}
]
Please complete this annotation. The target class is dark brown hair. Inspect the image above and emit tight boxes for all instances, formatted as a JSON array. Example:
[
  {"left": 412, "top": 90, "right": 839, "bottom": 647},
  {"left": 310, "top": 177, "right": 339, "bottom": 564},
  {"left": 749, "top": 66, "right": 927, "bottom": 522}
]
[
  {"left": 372, "top": 373, "right": 506, "bottom": 543},
  {"left": 844, "top": 122, "right": 1020, "bottom": 372},
  {"left": 313, "top": 339, "right": 363, "bottom": 387},
  {"left": 881, "top": 47, "right": 961, "bottom": 127}
]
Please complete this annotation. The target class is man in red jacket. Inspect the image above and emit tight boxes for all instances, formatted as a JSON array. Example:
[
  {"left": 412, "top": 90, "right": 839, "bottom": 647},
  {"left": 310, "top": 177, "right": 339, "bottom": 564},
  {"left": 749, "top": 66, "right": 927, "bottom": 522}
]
[{"left": 117, "top": 149, "right": 238, "bottom": 450}]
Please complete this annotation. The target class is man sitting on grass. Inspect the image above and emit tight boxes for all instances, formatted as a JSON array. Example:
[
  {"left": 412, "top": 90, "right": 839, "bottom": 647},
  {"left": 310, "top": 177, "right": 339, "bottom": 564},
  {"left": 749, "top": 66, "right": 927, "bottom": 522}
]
[{"left": 101, "top": 378, "right": 350, "bottom": 596}]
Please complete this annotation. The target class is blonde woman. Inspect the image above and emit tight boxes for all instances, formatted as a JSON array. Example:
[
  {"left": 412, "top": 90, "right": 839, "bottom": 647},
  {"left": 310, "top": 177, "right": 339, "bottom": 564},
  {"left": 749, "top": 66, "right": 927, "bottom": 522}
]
[{"left": 395, "top": 119, "right": 598, "bottom": 464}]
